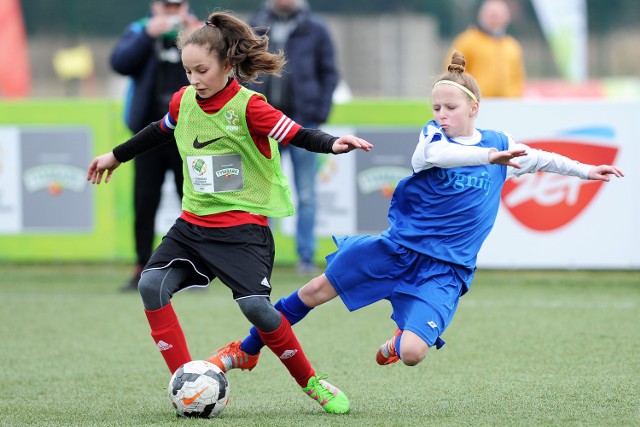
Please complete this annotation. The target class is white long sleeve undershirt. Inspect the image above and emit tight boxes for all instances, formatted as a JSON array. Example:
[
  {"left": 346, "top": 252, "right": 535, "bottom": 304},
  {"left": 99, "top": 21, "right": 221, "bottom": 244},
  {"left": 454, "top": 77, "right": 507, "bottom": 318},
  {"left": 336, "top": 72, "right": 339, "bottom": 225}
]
[
  {"left": 411, "top": 125, "right": 492, "bottom": 171},
  {"left": 411, "top": 124, "right": 592, "bottom": 180}
]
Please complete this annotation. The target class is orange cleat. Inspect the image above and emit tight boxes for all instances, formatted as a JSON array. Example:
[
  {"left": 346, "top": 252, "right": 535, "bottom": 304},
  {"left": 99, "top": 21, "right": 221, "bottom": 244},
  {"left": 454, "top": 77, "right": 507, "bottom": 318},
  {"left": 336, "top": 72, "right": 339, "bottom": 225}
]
[
  {"left": 207, "top": 340, "right": 260, "bottom": 373},
  {"left": 375, "top": 328, "right": 402, "bottom": 365}
]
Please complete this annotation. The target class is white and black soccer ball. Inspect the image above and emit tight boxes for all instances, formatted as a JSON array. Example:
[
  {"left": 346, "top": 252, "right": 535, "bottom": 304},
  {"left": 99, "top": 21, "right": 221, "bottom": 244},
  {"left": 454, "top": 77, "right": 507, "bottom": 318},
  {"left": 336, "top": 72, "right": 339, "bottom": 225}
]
[{"left": 168, "top": 360, "right": 230, "bottom": 418}]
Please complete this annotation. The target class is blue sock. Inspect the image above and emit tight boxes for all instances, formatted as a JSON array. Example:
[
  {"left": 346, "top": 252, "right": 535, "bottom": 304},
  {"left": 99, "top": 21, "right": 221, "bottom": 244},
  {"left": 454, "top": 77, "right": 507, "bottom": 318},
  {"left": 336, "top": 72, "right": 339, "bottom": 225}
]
[
  {"left": 240, "top": 290, "right": 313, "bottom": 355},
  {"left": 395, "top": 333, "right": 402, "bottom": 360}
]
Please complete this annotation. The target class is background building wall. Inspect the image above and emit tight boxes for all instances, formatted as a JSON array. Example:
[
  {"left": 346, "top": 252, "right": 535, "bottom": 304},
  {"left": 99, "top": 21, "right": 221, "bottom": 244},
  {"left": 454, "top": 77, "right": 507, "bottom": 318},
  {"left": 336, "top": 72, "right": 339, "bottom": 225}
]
[{"left": 25, "top": 13, "right": 626, "bottom": 99}]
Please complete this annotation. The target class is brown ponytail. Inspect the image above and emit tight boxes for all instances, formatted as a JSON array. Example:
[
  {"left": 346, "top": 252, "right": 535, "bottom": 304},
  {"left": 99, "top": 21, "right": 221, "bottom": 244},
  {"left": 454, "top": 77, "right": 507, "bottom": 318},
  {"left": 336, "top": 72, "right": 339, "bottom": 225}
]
[{"left": 177, "top": 11, "right": 286, "bottom": 84}]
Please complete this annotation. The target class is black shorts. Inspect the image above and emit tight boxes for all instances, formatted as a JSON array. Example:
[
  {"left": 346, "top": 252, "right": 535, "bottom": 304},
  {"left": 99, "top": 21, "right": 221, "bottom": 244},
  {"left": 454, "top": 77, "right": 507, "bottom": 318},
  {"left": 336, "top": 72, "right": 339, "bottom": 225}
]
[{"left": 145, "top": 218, "right": 275, "bottom": 300}]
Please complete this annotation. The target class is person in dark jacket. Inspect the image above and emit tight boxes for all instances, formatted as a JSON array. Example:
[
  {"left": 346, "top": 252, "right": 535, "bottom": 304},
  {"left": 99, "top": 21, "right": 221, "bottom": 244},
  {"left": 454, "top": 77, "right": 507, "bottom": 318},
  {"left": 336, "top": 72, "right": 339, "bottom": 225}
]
[
  {"left": 248, "top": 0, "right": 339, "bottom": 274},
  {"left": 110, "top": 0, "right": 200, "bottom": 291}
]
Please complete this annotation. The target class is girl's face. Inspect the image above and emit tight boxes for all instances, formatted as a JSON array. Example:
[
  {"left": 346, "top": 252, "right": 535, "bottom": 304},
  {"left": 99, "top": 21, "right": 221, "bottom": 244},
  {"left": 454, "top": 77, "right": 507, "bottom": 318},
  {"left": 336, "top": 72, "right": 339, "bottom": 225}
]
[
  {"left": 431, "top": 84, "right": 478, "bottom": 138},
  {"left": 181, "top": 44, "right": 231, "bottom": 99}
]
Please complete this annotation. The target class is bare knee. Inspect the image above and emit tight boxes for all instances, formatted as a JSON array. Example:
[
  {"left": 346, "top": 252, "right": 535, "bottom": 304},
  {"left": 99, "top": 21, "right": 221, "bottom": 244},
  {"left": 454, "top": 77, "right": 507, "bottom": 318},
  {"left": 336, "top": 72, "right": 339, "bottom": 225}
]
[
  {"left": 400, "top": 347, "right": 428, "bottom": 366},
  {"left": 398, "top": 331, "right": 430, "bottom": 366}
]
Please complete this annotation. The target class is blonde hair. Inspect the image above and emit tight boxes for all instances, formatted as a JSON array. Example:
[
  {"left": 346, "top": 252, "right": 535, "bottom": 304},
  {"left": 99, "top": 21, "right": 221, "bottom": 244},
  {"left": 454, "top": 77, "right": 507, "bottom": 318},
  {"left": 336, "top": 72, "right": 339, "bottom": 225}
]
[
  {"left": 177, "top": 11, "right": 286, "bottom": 84},
  {"left": 434, "top": 51, "right": 481, "bottom": 102}
]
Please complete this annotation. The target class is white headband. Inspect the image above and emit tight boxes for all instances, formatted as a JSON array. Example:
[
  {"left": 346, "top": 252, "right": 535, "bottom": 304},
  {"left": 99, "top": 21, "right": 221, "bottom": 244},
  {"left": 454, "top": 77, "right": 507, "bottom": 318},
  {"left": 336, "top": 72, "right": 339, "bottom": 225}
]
[{"left": 433, "top": 80, "right": 478, "bottom": 102}]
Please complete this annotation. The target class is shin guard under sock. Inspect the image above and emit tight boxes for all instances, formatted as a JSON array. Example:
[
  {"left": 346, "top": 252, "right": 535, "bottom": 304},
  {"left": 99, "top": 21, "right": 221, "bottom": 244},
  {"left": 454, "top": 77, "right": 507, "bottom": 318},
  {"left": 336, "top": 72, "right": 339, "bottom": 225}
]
[
  {"left": 241, "top": 290, "right": 313, "bottom": 355},
  {"left": 258, "top": 313, "right": 315, "bottom": 387},
  {"left": 145, "top": 302, "right": 191, "bottom": 373}
]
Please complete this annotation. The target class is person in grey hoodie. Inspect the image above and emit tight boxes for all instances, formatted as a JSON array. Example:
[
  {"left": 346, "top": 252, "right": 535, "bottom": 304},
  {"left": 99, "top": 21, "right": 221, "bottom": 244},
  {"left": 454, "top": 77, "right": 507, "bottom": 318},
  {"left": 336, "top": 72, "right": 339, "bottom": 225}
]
[{"left": 248, "top": 0, "right": 339, "bottom": 274}]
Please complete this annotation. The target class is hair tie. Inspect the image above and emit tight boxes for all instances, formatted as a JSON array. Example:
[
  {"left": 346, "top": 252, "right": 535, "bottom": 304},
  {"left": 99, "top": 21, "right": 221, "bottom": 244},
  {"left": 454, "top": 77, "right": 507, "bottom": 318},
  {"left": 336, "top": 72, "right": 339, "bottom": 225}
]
[
  {"left": 433, "top": 80, "right": 478, "bottom": 102},
  {"left": 204, "top": 20, "right": 216, "bottom": 27}
]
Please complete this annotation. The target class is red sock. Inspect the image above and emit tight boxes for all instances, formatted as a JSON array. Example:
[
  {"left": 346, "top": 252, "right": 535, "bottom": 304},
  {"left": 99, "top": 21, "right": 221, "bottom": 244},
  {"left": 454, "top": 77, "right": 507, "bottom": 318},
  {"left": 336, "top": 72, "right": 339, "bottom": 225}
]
[
  {"left": 258, "top": 313, "right": 315, "bottom": 387},
  {"left": 144, "top": 302, "right": 191, "bottom": 374}
]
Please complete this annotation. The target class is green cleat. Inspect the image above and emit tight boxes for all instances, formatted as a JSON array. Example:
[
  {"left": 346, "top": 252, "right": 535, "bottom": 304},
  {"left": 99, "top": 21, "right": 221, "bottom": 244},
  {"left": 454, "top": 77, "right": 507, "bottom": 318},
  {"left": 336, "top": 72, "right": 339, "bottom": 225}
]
[{"left": 302, "top": 374, "right": 350, "bottom": 414}]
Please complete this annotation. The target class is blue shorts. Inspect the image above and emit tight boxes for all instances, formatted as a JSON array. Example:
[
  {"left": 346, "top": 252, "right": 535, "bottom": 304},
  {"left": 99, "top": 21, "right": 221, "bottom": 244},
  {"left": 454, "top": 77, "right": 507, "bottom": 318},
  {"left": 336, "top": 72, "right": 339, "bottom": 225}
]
[{"left": 325, "top": 235, "right": 465, "bottom": 348}]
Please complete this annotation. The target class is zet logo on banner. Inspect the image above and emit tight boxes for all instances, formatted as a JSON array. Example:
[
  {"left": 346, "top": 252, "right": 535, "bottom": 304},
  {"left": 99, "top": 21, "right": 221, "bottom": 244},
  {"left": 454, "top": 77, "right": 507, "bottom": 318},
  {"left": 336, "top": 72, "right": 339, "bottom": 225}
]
[{"left": 501, "top": 127, "right": 618, "bottom": 232}]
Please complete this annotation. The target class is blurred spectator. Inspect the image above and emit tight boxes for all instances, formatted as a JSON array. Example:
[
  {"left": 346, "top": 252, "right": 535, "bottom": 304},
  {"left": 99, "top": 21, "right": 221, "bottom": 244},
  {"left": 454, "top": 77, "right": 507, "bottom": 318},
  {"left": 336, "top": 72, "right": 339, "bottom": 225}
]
[
  {"left": 446, "top": 0, "right": 525, "bottom": 98},
  {"left": 110, "top": 0, "right": 200, "bottom": 291},
  {"left": 247, "top": 0, "right": 339, "bottom": 274}
]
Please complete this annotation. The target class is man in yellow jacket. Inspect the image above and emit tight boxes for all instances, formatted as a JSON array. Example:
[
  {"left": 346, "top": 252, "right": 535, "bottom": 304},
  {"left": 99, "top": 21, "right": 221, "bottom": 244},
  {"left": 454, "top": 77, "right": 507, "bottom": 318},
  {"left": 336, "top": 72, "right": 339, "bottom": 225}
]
[{"left": 447, "top": 0, "right": 525, "bottom": 98}]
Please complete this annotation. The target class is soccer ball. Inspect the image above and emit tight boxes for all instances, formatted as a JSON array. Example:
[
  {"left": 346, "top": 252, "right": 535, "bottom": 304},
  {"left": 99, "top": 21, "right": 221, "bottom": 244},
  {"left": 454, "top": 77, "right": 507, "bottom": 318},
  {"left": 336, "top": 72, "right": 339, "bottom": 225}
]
[{"left": 168, "top": 360, "right": 230, "bottom": 418}]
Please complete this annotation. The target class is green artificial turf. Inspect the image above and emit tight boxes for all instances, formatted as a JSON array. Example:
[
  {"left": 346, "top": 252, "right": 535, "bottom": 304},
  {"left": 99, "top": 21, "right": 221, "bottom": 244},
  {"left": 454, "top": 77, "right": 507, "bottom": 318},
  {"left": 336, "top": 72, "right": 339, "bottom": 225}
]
[{"left": 1, "top": 264, "right": 638, "bottom": 426}]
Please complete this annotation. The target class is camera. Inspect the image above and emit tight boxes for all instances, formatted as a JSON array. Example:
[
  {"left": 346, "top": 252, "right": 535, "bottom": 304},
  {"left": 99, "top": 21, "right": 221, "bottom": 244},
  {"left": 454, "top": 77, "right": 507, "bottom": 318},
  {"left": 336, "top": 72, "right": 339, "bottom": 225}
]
[{"left": 167, "top": 16, "right": 185, "bottom": 32}]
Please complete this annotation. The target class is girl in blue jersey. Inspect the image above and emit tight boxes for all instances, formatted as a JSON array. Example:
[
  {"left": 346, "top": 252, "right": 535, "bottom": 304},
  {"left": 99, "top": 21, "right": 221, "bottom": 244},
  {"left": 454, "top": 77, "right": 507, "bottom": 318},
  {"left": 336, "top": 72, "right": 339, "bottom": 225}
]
[
  {"left": 209, "top": 51, "right": 623, "bottom": 371},
  {"left": 87, "top": 12, "right": 373, "bottom": 414}
]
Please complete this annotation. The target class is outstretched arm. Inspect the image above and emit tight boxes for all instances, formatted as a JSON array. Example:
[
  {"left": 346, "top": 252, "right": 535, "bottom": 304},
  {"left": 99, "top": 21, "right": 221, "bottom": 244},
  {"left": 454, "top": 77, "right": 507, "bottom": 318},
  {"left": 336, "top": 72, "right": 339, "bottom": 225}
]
[
  {"left": 288, "top": 128, "right": 373, "bottom": 154},
  {"left": 488, "top": 147, "right": 527, "bottom": 168},
  {"left": 508, "top": 142, "right": 625, "bottom": 181},
  {"left": 331, "top": 135, "right": 373, "bottom": 154},
  {"left": 87, "top": 152, "right": 121, "bottom": 184},
  {"left": 588, "top": 165, "right": 624, "bottom": 181},
  {"left": 87, "top": 121, "right": 174, "bottom": 184},
  {"left": 412, "top": 122, "right": 526, "bottom": 172},
  {"left": 412, "top": 137, "right": 527, "bottom": 171}
]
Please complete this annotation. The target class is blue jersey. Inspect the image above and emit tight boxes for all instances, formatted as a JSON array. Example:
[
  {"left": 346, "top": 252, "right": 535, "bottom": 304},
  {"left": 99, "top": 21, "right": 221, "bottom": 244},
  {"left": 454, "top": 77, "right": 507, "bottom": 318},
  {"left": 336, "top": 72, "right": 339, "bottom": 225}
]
[
  {"left": 325, "top": 121, "right": 593, "bottom": 347},
  {"left": 382, "top": 127, "right": 510, "bottom": 278}
]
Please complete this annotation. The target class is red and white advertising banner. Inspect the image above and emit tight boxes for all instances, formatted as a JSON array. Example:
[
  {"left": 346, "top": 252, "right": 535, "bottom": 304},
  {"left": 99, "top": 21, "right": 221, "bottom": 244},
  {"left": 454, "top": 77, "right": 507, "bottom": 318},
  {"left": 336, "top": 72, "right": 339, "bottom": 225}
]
[
  {"left": 476, "top": 99, "right": 638, "bottom": 269},
  {"left": 279, "top": 101, "right": 638, "bottom": 269}
]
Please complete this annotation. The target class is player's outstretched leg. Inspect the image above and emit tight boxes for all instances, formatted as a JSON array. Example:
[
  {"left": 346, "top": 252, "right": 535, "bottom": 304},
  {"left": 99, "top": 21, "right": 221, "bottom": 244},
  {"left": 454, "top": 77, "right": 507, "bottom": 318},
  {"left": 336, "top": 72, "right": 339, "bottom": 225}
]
[
  {"left": 376, "top": 327, "right": 402, "bottom": 365},
  {"left": 209, "top": 289, "right": 315, "bottom": 372},
  {"left": 208, "top": 340, "right": 259, "bottom": 373},
  {"left": 302, "top": 374, "right": 350, "bottom": 414}
]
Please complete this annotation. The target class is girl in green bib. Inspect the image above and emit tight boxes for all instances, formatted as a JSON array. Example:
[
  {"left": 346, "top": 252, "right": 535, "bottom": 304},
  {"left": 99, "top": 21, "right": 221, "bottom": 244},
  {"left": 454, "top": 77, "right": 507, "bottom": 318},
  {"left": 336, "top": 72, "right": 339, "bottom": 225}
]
[{"left": 87, "top": 11, "right": 372, "bottom": 415}]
